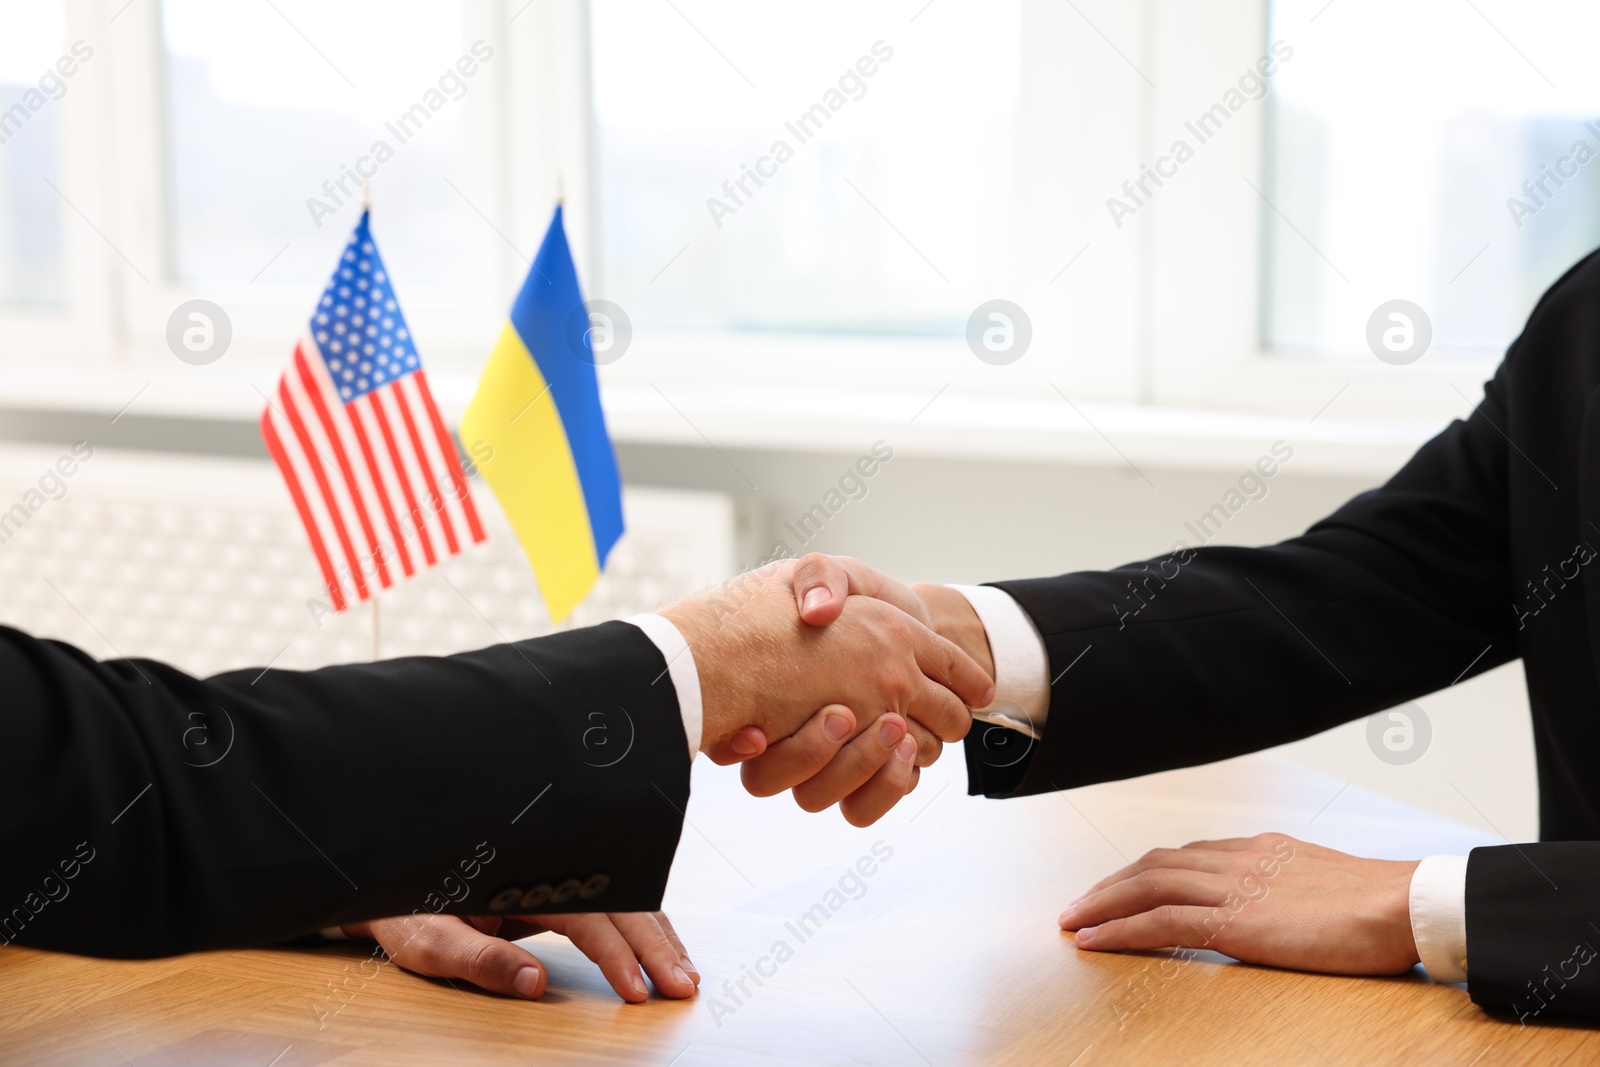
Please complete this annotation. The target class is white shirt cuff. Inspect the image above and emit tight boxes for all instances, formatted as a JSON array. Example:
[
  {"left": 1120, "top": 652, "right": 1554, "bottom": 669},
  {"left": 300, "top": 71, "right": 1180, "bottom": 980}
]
[
  {"left": 1409, "top": 854, "right": 1469, "bottom": 983},
  {"left": 948, "top": 584, "right": 1050, "bottom": 739},
  {"left": 624, "top": 613, "right": 701, "bottom": 759}
]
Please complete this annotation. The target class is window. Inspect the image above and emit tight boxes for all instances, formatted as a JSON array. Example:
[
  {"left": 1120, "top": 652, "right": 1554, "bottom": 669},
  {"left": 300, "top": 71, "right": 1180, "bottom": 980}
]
[
  {"left": 161, "top": 0, "right": 472, "bottom": 291},
  {"left": 590, "top": 0, "right": 1022, "bottom": 336},
  {"left": 1263, "top": 0, "right": 1600, "bottom": 357},
  {"left": 0, "top": 1, "right": 69, "bottom": 306}
]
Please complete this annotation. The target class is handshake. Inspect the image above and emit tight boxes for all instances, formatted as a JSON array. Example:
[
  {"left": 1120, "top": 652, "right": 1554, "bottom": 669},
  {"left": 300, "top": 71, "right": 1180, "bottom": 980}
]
[
  {"left": 343, "top": 553, "right": 1003, "bottom": 1003},
  {"left": 662, "top": 553, "right": 1000, "bottom": 824}
]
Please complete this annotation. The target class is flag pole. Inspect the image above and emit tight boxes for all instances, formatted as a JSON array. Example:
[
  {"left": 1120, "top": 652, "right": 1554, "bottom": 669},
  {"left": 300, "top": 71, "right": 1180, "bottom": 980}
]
[{"left": 364, "top": 178, "right": 380, "bottom": 662}]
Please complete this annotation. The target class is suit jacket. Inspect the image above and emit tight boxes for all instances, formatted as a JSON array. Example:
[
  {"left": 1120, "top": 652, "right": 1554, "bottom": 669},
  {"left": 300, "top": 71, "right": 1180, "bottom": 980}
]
[
  {"left": 1, "top": 620, "right": 690, "bottom": 958},
  {"left": 964, "top": 248, "right": 1600, "bottom": 1022}
]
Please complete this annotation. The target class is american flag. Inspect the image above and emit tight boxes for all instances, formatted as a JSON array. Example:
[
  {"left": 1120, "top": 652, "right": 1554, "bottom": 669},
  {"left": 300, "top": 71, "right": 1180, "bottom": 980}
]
[{"left": 260, "top": 211, "right": 486, "bottom": 612}]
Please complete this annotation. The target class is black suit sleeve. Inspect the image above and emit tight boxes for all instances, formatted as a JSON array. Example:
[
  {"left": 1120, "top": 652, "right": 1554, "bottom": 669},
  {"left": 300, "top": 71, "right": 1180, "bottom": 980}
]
[
  {"left": 963, "top": 342, "right": 1522, "bottom": 799},
  {"left": 0, "top": 620, "right": 691, "bottom": 958},
  {"left": 1466, "top": 843, "right": 1600, "bottom": 1022}
]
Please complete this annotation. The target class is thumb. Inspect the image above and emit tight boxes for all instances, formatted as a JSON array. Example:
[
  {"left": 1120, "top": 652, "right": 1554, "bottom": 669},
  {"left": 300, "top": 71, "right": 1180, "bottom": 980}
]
[
  {"left": 792, "top": 554, "right": 929, "bottom": 627},
  {"left": 792, "top": 553, "right": 852, "bottom": 626}
]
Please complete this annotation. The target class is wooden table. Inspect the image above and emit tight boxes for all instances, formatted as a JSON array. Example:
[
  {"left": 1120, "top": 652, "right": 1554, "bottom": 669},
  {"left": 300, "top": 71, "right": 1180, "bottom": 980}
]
[{"left": 3, "top": 752, "right": 1595, "bottom": 1066}]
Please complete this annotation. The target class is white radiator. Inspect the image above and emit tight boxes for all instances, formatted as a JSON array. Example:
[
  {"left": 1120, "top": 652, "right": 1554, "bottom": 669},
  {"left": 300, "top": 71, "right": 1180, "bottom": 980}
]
[{"left": 0, "top": 444, "right": 735, "bottom": 678}]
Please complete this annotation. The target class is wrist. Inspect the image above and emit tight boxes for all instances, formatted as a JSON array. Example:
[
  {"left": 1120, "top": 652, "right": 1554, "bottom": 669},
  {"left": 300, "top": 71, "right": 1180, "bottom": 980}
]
[
  {"left": 1387, "top": 859, "right": 1424, "bottom": 969},
  {"left": 660, "top": 597, "right": 752, "bottom": 753},
  {"left": 912, "top": 582, "right": 996, "bottom": 681}
]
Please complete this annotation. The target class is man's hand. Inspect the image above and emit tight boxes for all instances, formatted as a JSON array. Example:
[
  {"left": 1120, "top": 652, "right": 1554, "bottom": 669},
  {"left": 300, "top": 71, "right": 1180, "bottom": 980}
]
[
  {"left": 661, "top": 558, "right": 992, "bottom": 757},
  {"left": 340, "top": 911, "right": 699, "bottom": 1003},
  {"left": 1060, "top": 833, "right": 1422, "bottom": 975},
  {"left": 713, "top": 554, "right": 1000, "bottom": 825},
  {"left": 790, "top": 554, "right": 996, "bottom": 679}
]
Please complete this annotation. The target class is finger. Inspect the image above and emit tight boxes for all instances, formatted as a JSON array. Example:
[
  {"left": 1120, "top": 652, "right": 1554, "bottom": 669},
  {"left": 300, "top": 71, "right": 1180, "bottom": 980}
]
[
  {"left": 1182, "top": 832, "right": 1295, "bottom": 853},
  {"left": 609, "top": 913, "right": 697, "bottom": 999},
  {"left": 902, "top": 616, "right": 995, "bottom": 715},
  {"left": 1074, "top": 905, "right": 1221, "bottom": 953},
  {"left": 903, "top": 673, "right": 975, "bottom": 745},
  {"left": 904, "top": 719, "right": 942, "bottom": 767},
  {"left": 559, "top": 914, "right": 652, "bottom": 1003},
  {"left": 1071, "top": 848, "right": 1232, "bottom": 904},
  {"left": 740, "top": 705, "right": 857, "bottom": 797},
  {"left": 1060, "top": 869, "right": 1227, "bottom": 931},
  {"left": 790, "top": 713, "right": 907, "bottom": 813},
  {"left": 652, "top": 912, "right": 700, "bottom": 985},
  {"left": 1179, "top": 837, "right": 1259, "bottom": 852},
  {"left": 377, "top": 915, "right": 548, "bottom": 1000},
  {"left": 704, "top": 725, "right": 769, "bottom": 765},
  {"left": 838, "top": 736, "right": 919, "bottom": 827},
  {"left": 793, "top": 554, "right": 929, "bottom": 628}
]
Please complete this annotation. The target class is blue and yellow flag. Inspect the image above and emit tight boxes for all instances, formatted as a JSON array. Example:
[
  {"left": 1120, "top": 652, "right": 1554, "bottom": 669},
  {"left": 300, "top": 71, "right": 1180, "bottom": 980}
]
[{"left": 460, "top": 206, "right": 624, "bottom": 621}]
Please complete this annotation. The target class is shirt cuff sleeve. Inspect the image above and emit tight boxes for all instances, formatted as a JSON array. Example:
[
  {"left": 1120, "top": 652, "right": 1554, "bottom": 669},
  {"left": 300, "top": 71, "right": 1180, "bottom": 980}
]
[
  {"left": 1410, "top": 853, "right": 1469, "bottom": 983},
  {"left": 624, "top": 613, "right": 701, "bottom": 759},
  {"left": 948, "top": 584, "right": 1050, "bottom": 738}
]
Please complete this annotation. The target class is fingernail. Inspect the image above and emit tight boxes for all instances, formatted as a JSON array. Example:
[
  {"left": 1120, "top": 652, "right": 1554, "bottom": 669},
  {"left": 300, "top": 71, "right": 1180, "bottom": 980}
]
[
  {"left": 681, "top": 957, "right": 701, "bottom": 983},
  {"left": 671, "top": 965, "right": 690, "bottom": 988},
  {"left": 1075, "top": 926, "right": 1098, "bottom": 945},
  {"left": 980, "top": 684, "right": 996, "bottom": 706},
  {"left": 513, "top": 965, "right": 541, "bottom": 999},
  {"left": 730, "top": 733, "right": 762, "bottom": 755},
  {"left": 896, "top": 737, "right": 917, "bottom": 762},
  {"left": 825, "top": 711, "right": 853, "bottom": 741},
  {"left": 1058, "top": 906, "right": 1077, "bottom": 927},
  {"left": 1065, "top": 893, "right": 1086, "bottom": 909},
  {"left": 631, "top": 973, "right": 649, "bottom": 999},
  {"left": 802, "top": 587, "right": 829, "bottom": 613},
  {"left": 878, "top": 718, "right": 905, "bottom": 747}
]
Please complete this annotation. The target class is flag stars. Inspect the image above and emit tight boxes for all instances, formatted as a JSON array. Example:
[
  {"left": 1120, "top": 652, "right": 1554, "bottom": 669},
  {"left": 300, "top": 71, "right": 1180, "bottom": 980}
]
[{"left": 310, "top": 225, "right": 423, "bottom": 403}]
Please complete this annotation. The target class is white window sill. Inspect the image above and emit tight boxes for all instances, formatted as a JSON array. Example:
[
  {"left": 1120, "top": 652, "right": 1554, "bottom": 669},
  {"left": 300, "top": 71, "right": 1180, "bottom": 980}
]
[{"left": 0, "top": 363, "right": 1446, "bottom": 479}]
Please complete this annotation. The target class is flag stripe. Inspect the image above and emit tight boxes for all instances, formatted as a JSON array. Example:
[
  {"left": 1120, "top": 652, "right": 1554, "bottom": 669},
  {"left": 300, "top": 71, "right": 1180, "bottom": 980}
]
[
  {"left": 415, "top": 369, "right": 487, "bottom": 545},
  {"left": 267, "top": 386, "right": 355, "bottom": 607},
  {"left": 277, "top": 375, "right": 370, "bottom": 603},
  {"left": 261, "top": 410, "right": 346, "bottom": 612},
  {"left": 286, "top": 345, "right": 382, "bottom": 600},
  {"left": 367, "top": 388, "right": 438, "bottom": 568},
  {"left": 346, "top": 394, "right": 414, "bottom": 579},
  {"left": 394, "top": 384, "right": 460, "bottom": 556},
  {"left": 398, "top": 374, "right": 471, "bottom": 553},
  {"left": 294, "top": 347, "right": 392, "bottom": 590},
  {"left": 348, "top": 396, "right": 412, "bottom": 575}
]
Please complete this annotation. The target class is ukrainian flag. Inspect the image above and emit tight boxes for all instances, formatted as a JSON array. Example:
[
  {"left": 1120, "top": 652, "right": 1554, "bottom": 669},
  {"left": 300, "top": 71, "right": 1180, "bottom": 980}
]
[{"left": 460, "top": 206, "right": 624, "bottom": 621}]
